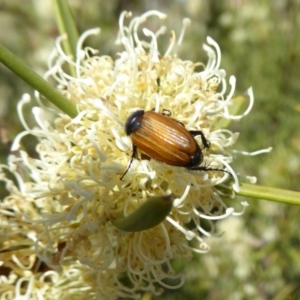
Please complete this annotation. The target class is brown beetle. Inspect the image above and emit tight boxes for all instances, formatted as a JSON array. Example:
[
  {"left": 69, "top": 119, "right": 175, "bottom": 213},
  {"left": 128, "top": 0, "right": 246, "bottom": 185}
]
[{"left": 120, "top": 110, "right": 229, "bottom": 179}]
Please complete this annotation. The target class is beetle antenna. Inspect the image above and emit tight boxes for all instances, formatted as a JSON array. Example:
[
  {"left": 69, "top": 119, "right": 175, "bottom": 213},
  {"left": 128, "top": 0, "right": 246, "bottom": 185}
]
[
  {"left": 204, "top": 167, "right": 232, "bottom": 176},
  {"left": 190, "top": 162, "right": 232, "bottom": 176}
]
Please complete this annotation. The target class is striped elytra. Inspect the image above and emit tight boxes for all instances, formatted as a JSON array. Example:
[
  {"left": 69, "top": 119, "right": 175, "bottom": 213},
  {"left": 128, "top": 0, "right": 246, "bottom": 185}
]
[
  {"left": 121, "top": 109, "right": 230, "bottom": 179},
  {"left": 130, "top": 111, "right": 201, "bottom": 166}
]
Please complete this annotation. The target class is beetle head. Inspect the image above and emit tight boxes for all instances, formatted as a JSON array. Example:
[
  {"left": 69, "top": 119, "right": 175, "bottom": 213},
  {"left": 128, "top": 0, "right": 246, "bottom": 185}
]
[{"left": 125, "top": 110, "right": 145, "bottom": 135}]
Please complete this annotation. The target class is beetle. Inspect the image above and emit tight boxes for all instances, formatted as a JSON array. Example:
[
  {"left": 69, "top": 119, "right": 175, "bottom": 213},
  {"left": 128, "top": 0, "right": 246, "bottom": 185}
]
[{"left": 120, "top": 110, "right": 230, "bottom": 179}]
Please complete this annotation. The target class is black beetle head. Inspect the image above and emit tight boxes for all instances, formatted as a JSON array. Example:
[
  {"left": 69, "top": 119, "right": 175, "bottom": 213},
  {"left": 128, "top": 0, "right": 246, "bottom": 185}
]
[{"left": 124, "top": 110, "right": 145, "bottom": 135}]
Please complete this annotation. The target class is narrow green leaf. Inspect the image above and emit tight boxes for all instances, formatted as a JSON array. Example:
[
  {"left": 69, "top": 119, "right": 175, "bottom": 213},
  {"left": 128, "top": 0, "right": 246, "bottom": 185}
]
[
  {"left": 53, "top": 0, "right": 79, "bottom": 57},
  {"left": 0, "top": 44, "right": 77, "bottom": 118},
  {"left": 237, "top": 183, "right": 300, "bottom": 206},
  {"left": 53, "top": 0, "right": 79, "bottom": 76}
]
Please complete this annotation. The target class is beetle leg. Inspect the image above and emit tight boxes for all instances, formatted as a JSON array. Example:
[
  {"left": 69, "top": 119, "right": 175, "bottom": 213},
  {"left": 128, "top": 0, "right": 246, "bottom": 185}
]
[
  {"left": 189, "top": 130, "right": 210, "bottom": 149},
  {"left": 162, "top": 109, "right": 171, "bottom": 116},
  {"left": 120, "top": 145, "right": 138, "bottom": 180}
]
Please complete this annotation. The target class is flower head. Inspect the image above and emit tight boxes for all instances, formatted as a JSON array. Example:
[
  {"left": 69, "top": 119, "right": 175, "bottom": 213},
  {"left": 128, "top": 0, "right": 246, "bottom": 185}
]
[{"left": 0, "top": 10, "right": 266, "bottom": 299}]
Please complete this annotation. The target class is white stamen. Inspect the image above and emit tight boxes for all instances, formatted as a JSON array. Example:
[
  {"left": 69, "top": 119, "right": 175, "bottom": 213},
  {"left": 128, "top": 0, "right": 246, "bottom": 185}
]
[
  {"left": 55, "top": 34, "right": 74, "bottom": 66},
  {"left": 206, "top": 36, "right": 221, "bottom": 70},
  {"left": 232, "top": 201, "right": 249, "bottom": 216},
  {"left": 143, "top": 28, "right": 160, "bottom": 63},
  {"left": 167, "top": 217, "right": 196, "bottom": 241},
  {"left": 76, "top": 28, "right": 101, "bottom": 78},
  {"left": 173, "top": 185, "right": 191, "bottom": 207},
  {"left": 177, "top": 18, "right": 191, "bottom": 48},
  {"left": 117, "top": 11, "right": 132, "bottom": 44},
  {"left": 90, "top": 123, "right": 108, "bottom": 162},
  {"left": 93, "top": 99, "right": 123, "bottom": 126},
  {"left": 16, "top": 94, "right": 32, "bottom": 131},
  {"left": 194, "top": 206, "right": 235, "bottom": 220},
  {"left": 164, "top": 30, "right": 176, "bottom": 56},
  {"left": 232, "top": 147, "right": 273, "bottom": 156},
  {"left": 111, "top": 126, "right": 130, "bottom": 152}
]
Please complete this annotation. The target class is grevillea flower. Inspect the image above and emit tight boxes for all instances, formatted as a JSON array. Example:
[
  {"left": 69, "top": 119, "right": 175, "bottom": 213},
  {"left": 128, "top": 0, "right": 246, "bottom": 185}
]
[{"left": 0, "top": 10, "right": 269, "bottom": 300}]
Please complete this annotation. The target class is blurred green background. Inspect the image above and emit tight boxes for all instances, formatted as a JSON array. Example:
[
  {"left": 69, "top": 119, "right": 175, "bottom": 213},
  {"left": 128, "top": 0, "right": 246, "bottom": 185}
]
[{"left": 0, "top": 0, "right": 300, "bottom": 299}]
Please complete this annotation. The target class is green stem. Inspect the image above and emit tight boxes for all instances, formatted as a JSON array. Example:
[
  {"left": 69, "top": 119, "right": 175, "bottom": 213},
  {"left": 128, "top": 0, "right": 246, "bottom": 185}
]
[
  {"left": 53, "top": 0, "right": 79, "bottom": 77},
  {"left": 237, "top": 183, "right": 300, "bottom": 206},
  {"left": 0, "top": 44, "right": 77, "bottom": 118}
]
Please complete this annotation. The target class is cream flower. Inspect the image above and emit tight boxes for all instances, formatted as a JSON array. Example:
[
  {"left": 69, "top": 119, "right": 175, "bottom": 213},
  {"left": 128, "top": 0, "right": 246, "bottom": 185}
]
[{"left": 0, "top": 10, "right": 267, "bottom": 300}]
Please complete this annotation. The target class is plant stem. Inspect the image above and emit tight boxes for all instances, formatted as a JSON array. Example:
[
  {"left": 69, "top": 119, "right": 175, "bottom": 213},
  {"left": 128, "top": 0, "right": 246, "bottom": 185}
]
[
  {"left": 0, "top": 44, "right": 77, "bottom": 118},
  {"left": 53, "top": 0, "right": 79, "bottom": 77},
  {"left": 237, "top": 183, "right": 300, "bottom": 206}
]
